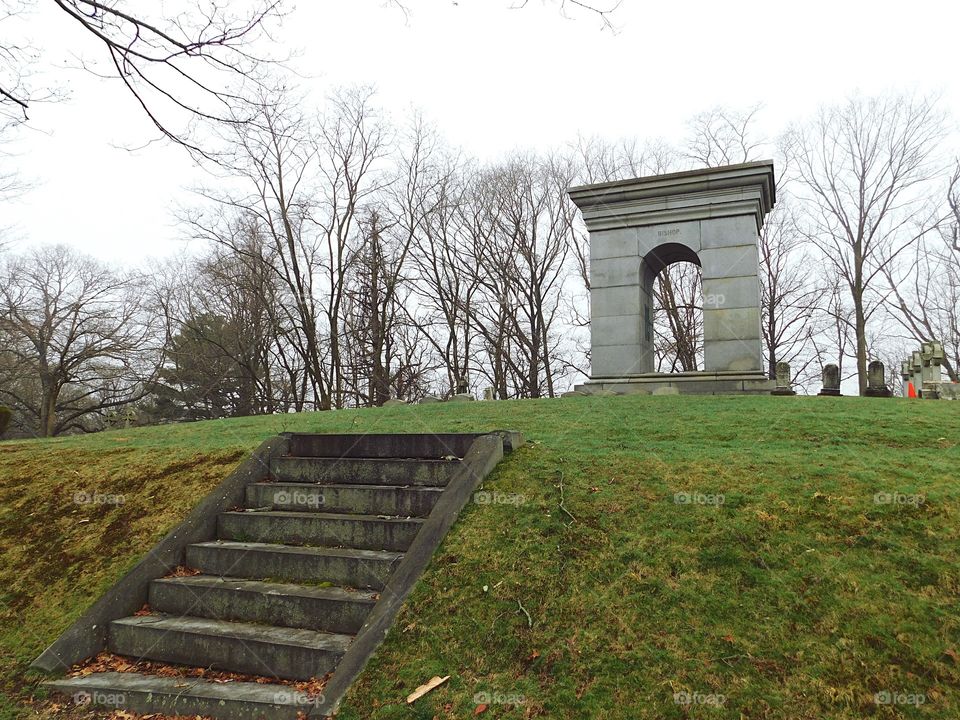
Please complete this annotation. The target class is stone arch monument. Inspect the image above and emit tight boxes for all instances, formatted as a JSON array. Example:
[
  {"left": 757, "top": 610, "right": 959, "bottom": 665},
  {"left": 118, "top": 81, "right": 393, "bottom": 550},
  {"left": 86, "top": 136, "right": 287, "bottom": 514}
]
[{"left": 570, "top": 161, "right": 777, "bottom": 394}]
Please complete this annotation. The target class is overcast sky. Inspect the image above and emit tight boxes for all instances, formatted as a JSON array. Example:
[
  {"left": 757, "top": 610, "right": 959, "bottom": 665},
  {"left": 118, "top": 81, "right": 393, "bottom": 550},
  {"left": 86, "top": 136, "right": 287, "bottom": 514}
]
[{"left": 4, "top": 0, "right": 959, "bottom": 265}]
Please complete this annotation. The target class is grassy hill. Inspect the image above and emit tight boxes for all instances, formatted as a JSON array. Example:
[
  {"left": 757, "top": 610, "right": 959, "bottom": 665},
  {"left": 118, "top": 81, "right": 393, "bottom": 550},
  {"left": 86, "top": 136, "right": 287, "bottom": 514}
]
[{"left": 1, "top": 395, "right": 958, "bottom": 719}]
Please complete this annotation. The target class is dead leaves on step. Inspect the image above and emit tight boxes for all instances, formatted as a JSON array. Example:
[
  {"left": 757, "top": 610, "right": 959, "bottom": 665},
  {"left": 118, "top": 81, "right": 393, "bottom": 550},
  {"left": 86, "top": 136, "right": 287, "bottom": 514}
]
[
  {"left": 165, "top": 565, "right": 201, "bottom": 577},
  {"left": 68, "top": 652, "right": 329, "bottom": 697}
]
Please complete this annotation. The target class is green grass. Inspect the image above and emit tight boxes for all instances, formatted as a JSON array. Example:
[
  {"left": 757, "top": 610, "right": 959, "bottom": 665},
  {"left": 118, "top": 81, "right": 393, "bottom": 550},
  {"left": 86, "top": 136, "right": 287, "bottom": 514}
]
[{"left": 1, "top": 395, "right": 958, "bottom": 719}]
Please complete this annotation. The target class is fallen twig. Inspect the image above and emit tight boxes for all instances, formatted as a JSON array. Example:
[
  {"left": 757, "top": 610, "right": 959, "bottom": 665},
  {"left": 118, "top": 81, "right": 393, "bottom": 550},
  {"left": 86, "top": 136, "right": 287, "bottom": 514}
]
[
  {"left": 406, "top": 675, "right": 450, "bottom": 704},
  {"left": 517, "top": 599, "right": 533, "bottom": 628},
  {"left": 558, "top": 471, "right": 576, "bottom": 524}
]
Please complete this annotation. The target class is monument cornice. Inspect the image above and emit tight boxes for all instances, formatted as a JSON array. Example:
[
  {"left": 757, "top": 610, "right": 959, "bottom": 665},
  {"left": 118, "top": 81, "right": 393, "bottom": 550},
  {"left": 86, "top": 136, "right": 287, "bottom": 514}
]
[{"left": 569, "top": 161, "right": 776, "bottom": 233}]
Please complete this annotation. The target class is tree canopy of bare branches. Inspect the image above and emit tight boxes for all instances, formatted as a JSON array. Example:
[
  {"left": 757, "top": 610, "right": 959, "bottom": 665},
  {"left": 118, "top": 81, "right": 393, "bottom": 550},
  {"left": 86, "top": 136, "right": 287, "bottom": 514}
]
[
  {"left": 1, "top": 0, "right": 283, "bottom": 157},
  {"left": 787, "top": 93, "right": 947, "bottom": 394},
  {"left": 0, "top": 245, "right": 155, "bottom": 436}
]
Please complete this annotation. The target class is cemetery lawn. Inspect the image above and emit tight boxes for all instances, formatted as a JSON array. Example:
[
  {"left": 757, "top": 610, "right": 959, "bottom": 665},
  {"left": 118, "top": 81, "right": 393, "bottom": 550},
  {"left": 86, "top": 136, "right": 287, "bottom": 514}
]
[{"left": 1, "top": 395, "right": 959, "bottom": 720}]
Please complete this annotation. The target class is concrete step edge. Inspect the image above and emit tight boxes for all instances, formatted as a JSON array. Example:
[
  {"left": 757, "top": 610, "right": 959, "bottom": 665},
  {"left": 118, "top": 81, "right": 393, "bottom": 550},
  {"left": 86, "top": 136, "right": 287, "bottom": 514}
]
[
  {"left": 188, "top": 540, "right": 405, "bottom": 561},
  {"left": 221, "top": 510, "right": 426, "bottom": 524},
  {"left": 46, "top": 672, "right": 312, "bottom": 720},
  {"left": 249, "top": 482, "right": 446, "bottom": 492},
  {"left": 151, "top": 574, "right": 379, "bottom": 603},
  {"left": 111, "top": 613, "right": 354, "bottom": 651},
  {"left": 277, "top": 456, "right": 462, "bottom": 463}
]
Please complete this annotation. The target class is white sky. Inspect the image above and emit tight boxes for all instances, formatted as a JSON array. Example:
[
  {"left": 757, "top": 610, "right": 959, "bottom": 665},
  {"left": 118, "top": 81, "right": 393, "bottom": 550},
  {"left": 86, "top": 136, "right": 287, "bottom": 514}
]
[{"left": 3, "top": 0, "right": 960, "bottom": 265}]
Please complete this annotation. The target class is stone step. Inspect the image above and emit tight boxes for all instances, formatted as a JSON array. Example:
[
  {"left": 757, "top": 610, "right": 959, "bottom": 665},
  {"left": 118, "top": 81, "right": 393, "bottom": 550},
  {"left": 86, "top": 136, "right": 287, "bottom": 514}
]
[
  {"left": 109, "top": 614, "right": 351, "bottom": 681},
  {"left": 218, "top": 510, "right": 424, "bottom": 552},
  {"left": 285, "top": 432, "right": 483, "bottom": 459},
  {"left": 246, "top": 482, "right": 443, "bottom": 517},
  {"left": 271, "top": 456, "right": 460, "bottom": 486},
  {"left": 150, "top": 575, "right": 377, "bottom": 634},
  {"left": 186, "top": 540, "right": 402, "bottom": 590},
  {"left": 47, "top": 672, "right": 310, "bottom": 720}
]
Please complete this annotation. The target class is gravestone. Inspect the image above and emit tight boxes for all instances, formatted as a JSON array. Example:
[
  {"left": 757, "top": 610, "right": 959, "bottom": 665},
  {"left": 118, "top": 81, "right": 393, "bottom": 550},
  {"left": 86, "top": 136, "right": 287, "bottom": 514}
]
[
  {"left": 864, "top": 360, "right": 892, "bottom": 398},
  {"left": 770, "top": 361, "right": 796, "bottom": 396},
  {"left": 920, "top": 342, "right": 945, "bottom": 399},
  {"left": 902, "top": 342, "right": 947, "bottom": 399},
  {"left": 900, "top": 361, "right": 913, "bottom": 398},
  {"left": 569, "top": 161, "right": 777, "bottom": 395},
  {"left": 911, "top": 351, "right": 924, "bottom": 396},
  {"left": 818, "top": 363, "right": 841, "bottom": 396},
  {"left": 483, "top": 387, "right": 495, "bottom": 401}
]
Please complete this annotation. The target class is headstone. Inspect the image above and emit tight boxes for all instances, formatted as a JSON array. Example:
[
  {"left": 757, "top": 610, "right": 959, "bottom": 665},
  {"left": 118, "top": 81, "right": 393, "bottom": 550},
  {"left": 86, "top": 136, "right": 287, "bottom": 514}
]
[
  {"left": 864, "top": 360, "right": 892, "bottom": 398},
  {"left": 771, "top": 361, "right": 796, "bottom": 396},
  {"left": 561, "top": 390, "right": 586, "bottom": 398},
  {"left": 818, "top": 363, "right": 841, "bottom": 396},
  {"left": 483, "top": 387, "right": 495, "bottom": 401},
  {"left": 383, "top": 398, "right": 407, "bottom": 407},
  {"left": 911, "top": 351, "right": 924, "bottom": 397},
  {"left": 449, "top": 393, "right": 475, "bottom": 402},
  {"left": 419, "top": 395, "right": 442, "bottom": 404},
  {"left": 920, "top": 342, "right": 945, "bottom": 399},
  {"left": 900, "top": 360, "right": 912, "bottom": 398},
  {"left": 455, "top": 377, "right": 469, "bottom": 395}
]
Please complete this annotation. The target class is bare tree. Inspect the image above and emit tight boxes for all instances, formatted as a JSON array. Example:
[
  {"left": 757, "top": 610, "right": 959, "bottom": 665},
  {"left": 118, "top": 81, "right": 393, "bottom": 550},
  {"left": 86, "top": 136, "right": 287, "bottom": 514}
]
[
  {"left": 786, "top": 93, "right": 947, "bottom": 394},
  {"left": 1, "top": 0, "right": 283, "bottom": 157},
  {"left": 152, "top": 229, "right": 298, "bottom": 419},
  {"left": 881, "top": 160, "right": 960, "bottom": 381},
  {"left": 758, "top": 198, "right": 821, "bottom": 378},
  {"left": 684, "top": 104, "right": 765, "bottom": 168},
  {"left": 653, "top": 262, "right": 702, "bottom": 371},
  {"left": 314, "top": 86, "right": 390, "bottom": 407},
  {"left": 0, "top": 245, "right": 155, "bottom": 436},
  {"left": 408, "top": 154, "right": 482, "bottom": 396},
  {"left": 185, "top": 87, "right": 388, "bottom": 410},
  {"left": 465, "top": 153, "right": 574, "bottom": 398},
  {"left": 185, "top": 93, "right": 331, "bottom": 407}
]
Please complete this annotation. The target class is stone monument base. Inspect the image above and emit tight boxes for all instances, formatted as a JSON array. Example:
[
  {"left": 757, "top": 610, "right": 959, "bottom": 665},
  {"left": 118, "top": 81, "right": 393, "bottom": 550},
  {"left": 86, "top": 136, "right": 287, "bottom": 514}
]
[{"left": 575, "top": 370, "right": 775, "bottom": 396}]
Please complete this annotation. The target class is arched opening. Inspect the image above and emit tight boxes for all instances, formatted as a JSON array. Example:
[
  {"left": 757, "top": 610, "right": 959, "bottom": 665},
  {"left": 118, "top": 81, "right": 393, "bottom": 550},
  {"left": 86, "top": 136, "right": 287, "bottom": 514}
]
[{"left": 641, "top": 243, "right": 704, "bottom": 372}]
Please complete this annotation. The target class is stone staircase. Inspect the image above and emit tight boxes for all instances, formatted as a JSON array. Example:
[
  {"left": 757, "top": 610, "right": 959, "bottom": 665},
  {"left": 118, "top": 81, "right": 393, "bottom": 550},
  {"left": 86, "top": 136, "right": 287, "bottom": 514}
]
[{"left": 43, "top": 432, "right": 517, "bottom": 719}]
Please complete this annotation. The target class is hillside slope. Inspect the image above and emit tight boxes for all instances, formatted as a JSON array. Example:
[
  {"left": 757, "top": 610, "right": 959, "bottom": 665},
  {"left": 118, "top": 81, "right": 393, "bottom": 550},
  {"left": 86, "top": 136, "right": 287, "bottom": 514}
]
[{"left": 2, "top": 396, "right": 958, "bottom": 719}]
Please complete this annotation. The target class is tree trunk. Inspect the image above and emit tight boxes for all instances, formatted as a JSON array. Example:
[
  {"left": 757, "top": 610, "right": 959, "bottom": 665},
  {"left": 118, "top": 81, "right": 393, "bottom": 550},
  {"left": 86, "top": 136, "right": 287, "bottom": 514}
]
[{"left": 40, "top": 382, "right": 57, "bottom": 438}]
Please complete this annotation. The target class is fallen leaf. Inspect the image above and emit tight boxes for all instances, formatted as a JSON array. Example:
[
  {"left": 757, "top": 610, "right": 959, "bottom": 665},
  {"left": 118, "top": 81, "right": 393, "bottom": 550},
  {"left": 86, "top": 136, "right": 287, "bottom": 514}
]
[{"left": 474, "top": 703, "right": 488, "bottom": 715}]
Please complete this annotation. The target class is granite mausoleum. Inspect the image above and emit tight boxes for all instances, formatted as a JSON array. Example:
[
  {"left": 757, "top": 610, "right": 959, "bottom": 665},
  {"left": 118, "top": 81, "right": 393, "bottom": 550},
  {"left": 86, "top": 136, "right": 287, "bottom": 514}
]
[{"left": 570, "top": 161, "right": 777, "bottom": 395}]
